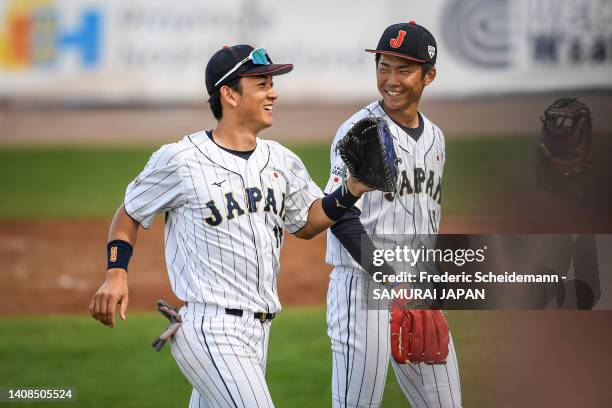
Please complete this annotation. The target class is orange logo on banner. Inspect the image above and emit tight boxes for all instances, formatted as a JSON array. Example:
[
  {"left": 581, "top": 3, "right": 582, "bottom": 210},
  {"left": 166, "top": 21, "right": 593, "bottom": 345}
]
[
  {"left": 0, "top": 0, "right": 54, "bottom": 69},
  {"left": 0, "top": 0, "right": 101, "bottom": 70}
]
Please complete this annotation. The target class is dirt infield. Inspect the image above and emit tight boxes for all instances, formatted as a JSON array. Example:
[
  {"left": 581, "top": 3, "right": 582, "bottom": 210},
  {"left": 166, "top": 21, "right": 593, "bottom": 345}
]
[
  {"left": 0, "top": 216, "right": 499, "bottom": 316},
  {"left": 0, "top": 219, "right": 329, "bottom": 316}
]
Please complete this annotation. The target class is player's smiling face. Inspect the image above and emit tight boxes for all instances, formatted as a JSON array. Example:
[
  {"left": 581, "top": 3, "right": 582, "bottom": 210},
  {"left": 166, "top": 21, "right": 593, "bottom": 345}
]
[
  {"left": 236, "top": 75, "right": 277, "bottom": 131},
  {"left": 376, "top": 54, "right": 434, "bottom": 111}
]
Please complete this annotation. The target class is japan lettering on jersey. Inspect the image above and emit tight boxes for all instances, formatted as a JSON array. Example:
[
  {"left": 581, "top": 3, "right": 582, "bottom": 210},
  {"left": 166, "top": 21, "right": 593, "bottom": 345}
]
[
  {"left": 124, "top": 131, "right": 323, "bottom": 313},
  {"left": 325, "top": 101, "right": 446, "bottom": 269}
]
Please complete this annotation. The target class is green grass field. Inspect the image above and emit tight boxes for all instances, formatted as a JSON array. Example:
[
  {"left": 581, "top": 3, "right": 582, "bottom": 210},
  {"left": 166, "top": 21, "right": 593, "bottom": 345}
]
[
  {"left": 0, "top": 137, "right": 547, "bottom": 219},
  {"left": 0, "top": 309, "right": 487, "bottom": 408}
]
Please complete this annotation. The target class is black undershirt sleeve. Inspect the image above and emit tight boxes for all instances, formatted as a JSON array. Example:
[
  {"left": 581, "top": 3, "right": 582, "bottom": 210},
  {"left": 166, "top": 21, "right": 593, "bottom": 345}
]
[{"left": 330, "top": 205, "right": 395, "bottom": 280}]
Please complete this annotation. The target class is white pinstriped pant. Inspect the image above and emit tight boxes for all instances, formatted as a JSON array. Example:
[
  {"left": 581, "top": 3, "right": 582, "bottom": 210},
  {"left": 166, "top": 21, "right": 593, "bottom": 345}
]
[
  {"left": 170, "top": 303, "right": 274, "bottom": 408},
  {"left": 327, "top": 267, "right": 462, "bottom": 408}
]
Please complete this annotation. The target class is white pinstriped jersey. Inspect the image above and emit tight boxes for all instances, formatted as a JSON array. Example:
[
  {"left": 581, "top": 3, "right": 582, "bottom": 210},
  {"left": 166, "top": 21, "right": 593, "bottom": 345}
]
[
  {"left": 325, "top": 101, "right": 446, "bottom": 269},
  {"left": 124, "top": 130, "right": 323, "bottom": 313}
]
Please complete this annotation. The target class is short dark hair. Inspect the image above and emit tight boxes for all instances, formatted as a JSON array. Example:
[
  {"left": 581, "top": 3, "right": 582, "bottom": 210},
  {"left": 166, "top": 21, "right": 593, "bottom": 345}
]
[
  {"left": 375, "top": 54, "right": 434, "bottom": 79},
  {"left": 208, "top": 77, "right": 243, "bottom": 120}
]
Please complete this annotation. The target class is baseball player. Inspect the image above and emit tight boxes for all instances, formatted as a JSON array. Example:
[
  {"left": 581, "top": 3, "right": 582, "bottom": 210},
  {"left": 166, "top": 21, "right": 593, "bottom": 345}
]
[
  {"left": 88, "top": 44, "right": 375, "bottom": 407},
  {"left": 325, "top": 22, "right": 462, "bottom": 407}
]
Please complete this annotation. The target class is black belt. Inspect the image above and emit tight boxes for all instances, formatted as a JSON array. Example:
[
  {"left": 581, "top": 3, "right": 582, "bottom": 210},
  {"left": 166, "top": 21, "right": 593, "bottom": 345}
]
[{"left": 225, "top": 308, "right": 276, "bottom": 322}]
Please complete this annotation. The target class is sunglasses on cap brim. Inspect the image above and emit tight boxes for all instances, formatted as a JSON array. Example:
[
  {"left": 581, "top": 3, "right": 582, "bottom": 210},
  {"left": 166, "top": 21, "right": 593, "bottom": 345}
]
[{"left": 214, "top": 47, "right": 271, "bottom": 87}]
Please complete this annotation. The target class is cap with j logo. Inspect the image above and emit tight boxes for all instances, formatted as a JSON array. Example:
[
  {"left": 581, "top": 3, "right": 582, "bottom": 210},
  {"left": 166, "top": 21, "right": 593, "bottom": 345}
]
[{"left": 365, "top": 21, "right": 437, "bottom": 65}]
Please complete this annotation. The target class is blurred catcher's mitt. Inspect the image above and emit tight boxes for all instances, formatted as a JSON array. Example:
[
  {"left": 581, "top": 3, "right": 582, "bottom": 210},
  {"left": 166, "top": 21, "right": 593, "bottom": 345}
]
[
  {"left": 537, "top": 98, "right": 593, "bottom": 191},
  {"left": 336, "top": 116, "right": 399, "bottom": 192}
]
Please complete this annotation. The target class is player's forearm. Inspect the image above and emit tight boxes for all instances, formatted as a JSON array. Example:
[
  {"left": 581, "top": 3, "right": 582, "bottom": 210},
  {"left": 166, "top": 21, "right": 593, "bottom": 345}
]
[
  {"left": 108, "top": 205, "right": 140, "bottom": 245},
  {"left": 331, "top": 211, "right": 396, "bottom": 281},
  {"left": 104, "top": 205, "right": 140, "bottom": 276},
  {"left": 90, "top": 205, "right": 134, "bottom": 327},
  {"left": 296, "top": 178, "right": 370, "bottom": 240},
  {"left": 294, "top": 199, "right": 334, "bottom": 240}
]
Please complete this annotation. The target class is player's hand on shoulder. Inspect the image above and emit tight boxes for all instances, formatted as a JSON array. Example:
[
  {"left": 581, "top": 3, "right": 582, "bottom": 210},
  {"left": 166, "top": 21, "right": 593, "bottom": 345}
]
[{"left": 89, "top": 268, "right": 129, "bottom": 328}]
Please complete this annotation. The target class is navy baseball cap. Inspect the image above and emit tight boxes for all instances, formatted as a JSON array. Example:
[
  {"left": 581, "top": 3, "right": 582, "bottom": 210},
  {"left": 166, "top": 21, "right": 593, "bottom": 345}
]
[
  {"left": 366, "top": 21, "right": 437, "bottom": 65},
  {"left": 205, "top": 44, "right": 293, "bottom": 96}
]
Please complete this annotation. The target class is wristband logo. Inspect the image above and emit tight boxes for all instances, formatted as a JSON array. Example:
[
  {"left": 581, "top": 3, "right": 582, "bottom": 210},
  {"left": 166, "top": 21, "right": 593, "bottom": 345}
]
[{"left": 110, "top": 246, "right": 118, "bottom": 262}]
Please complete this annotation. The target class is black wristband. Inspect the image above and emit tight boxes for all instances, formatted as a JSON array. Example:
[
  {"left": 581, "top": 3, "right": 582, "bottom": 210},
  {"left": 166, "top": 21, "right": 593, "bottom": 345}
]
[
  {"left": 107, "top": 240, "right": 133, "bottom": 272},
  {"left": 321, "top": 186, "right": 360, "bottom": 221}
]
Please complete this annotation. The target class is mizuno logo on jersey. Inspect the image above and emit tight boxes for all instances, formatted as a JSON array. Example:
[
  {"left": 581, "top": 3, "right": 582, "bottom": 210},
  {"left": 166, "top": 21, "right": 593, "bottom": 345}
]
[
  {"left": 212, "top": 180, "right": 225, "bottom": 188},
  {"left": 335, "top": 199, "right": 346, "bottom": 209},
  {"left": 384, "top": 168, "right": 442, "bottom": 204},
  {"left": 203, "top": 187, "right": 285, "bottom": 226}
]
